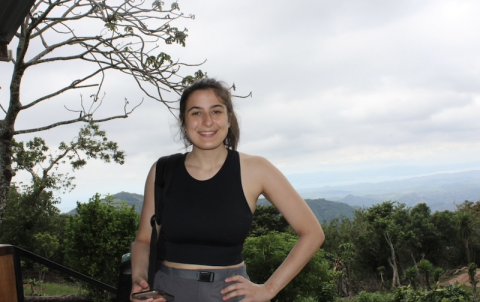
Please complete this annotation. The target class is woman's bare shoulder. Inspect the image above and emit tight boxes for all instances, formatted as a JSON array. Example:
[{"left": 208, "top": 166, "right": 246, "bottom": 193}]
[
  {"left": 238, "top": 152, "right": 283, "bottom": 188},
  {"left": 238, "top": 152, "right": 270, "bottom": 166}
]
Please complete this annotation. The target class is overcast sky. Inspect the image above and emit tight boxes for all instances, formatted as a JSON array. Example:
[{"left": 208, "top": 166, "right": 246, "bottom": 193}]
[{"left": 2, "top": 0, "right": 480, "bottom": 212}]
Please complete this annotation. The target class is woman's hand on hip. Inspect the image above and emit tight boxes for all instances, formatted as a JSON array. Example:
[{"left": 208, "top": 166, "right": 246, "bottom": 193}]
[{"left": 221, "top": 275, "right": 274, "bottom": 302}]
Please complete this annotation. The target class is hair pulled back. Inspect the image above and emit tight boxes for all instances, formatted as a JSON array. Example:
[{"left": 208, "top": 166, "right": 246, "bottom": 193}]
[{"left": 179, "top": 78, "right": 240, "bottom": 150}]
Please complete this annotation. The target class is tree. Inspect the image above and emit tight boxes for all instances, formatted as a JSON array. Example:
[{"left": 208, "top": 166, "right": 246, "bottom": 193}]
[
  {"left": 456, "top": 210, "right": 474, "bottom": 264},
  {"left": 455, "top": 201, "right": 480, "bottom": 265},
  {"left": 361, "top": 202, "right": 412, "bottom": 288},
  {"left": 337, "top": 242, "right": 356, "bottom": 296},
  {"left": 0, "top": 0, "right": 205, "bottom": 225},
  {"left": 468, "top": 263, "right": 478, "bottom": 301},
  {"left": 417, "top": 259, "right": 434, "bottom": 290},
  {"left": 249, "top": 205, "right": 289, "bottom": 237},
  {"left": 64, "top": 193, "right": 139, "bottom": 300},
  {"left": 432, "top": 267, "right": 444, "bottom": 283},
  {"left": 407, "top": 203, "right": 441, "bottom": 263},
  {"left": 430, "top": 210, "right": 461, "bottom": 266},
  {"left": 33, "top": 231, "right": 60, "bottom": 282},
  {"left": 404, "top": 267, "right": 418, "bottom": 290},
  {"left": 0, "top": 183, "right": 66, "bottom": 257},
  {"left": 12, "top": 123, "right": 125, "bottom": 200},
  {"left": 243, "top": 232, "right": 336, "bottom": 302}
]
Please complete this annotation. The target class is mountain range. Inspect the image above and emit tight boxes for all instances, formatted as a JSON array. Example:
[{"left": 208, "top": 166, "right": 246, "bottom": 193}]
[
  {"left": 297, "top": 169, "right": 480, "bottom": 211},
  {"left": 66, "top": 192, "right": 355, "bottom": 223},
  {"left": 66, "top": 169, "right": 480, "bottom": 218}
]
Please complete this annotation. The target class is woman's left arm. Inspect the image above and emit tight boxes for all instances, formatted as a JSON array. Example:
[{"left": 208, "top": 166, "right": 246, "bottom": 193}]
[{"left": 222, "top": 156, "right": 325, "bottom": 302}]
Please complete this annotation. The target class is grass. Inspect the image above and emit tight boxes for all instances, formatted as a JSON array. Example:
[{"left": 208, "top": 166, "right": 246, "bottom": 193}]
[{"left": 23, "top": 281, "right": 84, "bottom": 296}]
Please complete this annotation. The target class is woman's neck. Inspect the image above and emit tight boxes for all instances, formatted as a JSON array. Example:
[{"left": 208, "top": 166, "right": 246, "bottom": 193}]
[{"left": 187, "top": 146, "right": 228, "bottom": 170}]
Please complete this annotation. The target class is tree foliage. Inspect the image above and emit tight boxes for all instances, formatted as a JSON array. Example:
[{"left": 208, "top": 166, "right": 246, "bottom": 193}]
[
  {"left": 0, "top": 184, "right": 66, "bottom": 259},
  {"left": 64, "top": 193, "right": 139, "bottom": 300},
  {"left": 322, "top": 200, "right": 480, "bottom": 294},
  {"left": 417, "top": 259, "right": 434, "bottom": 290},
  {"left": 392, "top": 284, "right": 470, "bottom": 302},
  {"left": 468, "top": 263, "right": 478, "bottom": 301},
  {"left": 12, "top": 123, "right": 125, "bottom": 199},
  {"left": 249, "top": 205, "right": 289, "bottom": 237}
]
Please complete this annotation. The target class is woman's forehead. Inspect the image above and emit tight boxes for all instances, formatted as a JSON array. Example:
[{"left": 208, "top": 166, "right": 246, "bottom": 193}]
[{"left": 186, "top": 89, "right": 225, "bottom": 108}]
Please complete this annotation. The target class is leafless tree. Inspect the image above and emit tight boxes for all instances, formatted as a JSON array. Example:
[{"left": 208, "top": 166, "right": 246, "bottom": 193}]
[{"left": 0, "top": 0, "right": 205, "bottom": 224}]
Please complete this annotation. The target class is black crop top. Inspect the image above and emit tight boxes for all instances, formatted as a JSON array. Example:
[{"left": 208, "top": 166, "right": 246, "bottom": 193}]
[{"left": 161, "top": 149, "right": 253, "bottom": 266}]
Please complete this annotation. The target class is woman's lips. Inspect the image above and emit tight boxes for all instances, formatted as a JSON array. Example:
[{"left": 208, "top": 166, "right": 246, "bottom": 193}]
[{"left": 199, "top": 131, "right": 216, "bottom": 137}]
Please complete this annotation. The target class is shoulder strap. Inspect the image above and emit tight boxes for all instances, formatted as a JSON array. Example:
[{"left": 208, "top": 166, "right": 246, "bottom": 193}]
[
  {"left": 154, "top": 153, "right": 183, "bottom": 224},
  {"left": 148, "top": 153, "right": 182, "bottom": 289}
]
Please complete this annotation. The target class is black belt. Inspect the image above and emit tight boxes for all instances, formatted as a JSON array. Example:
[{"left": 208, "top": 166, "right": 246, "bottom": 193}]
[{"left": 159, "top": 265, "right": 245, "bottom": 283}]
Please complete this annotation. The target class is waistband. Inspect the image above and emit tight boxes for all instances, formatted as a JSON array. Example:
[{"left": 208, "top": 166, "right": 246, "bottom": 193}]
[{"left": 159, "top": 264, "right": 246, "bottom": 283}]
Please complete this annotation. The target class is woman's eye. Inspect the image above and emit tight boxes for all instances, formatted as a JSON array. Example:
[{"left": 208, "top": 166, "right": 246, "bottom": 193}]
[{"left": 191, "top": 111, "right": 200, "bottom": 116}]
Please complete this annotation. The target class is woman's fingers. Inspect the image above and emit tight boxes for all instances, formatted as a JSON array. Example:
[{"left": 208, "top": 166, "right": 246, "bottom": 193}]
[{"left": 221, "top": 275, "right": 272, "bottom": 302}]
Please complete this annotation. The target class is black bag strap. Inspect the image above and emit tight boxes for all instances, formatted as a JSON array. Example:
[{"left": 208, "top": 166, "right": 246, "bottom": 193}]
[{"left": 148, "top": 153, "right": 183, "bottom": 289}]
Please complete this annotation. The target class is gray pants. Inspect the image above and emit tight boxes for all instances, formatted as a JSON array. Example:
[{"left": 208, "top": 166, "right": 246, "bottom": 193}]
[{"left": 154, "top": 264, "right": 249, "bottom": 302}]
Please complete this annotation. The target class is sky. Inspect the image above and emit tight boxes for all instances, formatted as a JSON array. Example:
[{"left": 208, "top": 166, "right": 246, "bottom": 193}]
[{"left": 2, "top": 0, "right": 480, "bottom": 212}]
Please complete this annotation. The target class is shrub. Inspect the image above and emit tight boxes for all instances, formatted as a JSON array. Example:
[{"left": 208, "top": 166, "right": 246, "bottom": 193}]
[
  {"left": 392, "top": 284, "right": 470, "bottom": 302},
  {"left": 355, "top": 291, "right": 392, "bottom": 302}
]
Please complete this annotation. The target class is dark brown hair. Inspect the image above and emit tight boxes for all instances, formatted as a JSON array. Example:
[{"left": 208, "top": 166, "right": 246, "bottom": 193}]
[{"left": 179, "top": 78, "right": 240, "bottom": 150}]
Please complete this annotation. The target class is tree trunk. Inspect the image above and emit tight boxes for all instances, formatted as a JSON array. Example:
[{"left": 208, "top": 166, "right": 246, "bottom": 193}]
[
  {"left": 0, "top": 135, "right": 14, "bottom": 224},
  {"left": 385, "top": 232, "right": 401, "bottom": 287},
  {"left": 464, "top": 239, "right": 471, "bottom": 264},
  {"left": 410, "top": 252, "right": 418, "bottom": 269},
  {"left": 425, "top": 271, "right": 431, "bottom": 290},
  {"left": 388, "top": 257, "right": 401, "bottom": 288},
  {"left": 0, "top": 20, "right": 28, "bottom": 225}
]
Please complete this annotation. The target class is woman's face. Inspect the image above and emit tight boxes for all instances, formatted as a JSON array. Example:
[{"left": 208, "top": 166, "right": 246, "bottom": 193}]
[{"left": 184, "top": 89, "right": 230, "bottom": 151}]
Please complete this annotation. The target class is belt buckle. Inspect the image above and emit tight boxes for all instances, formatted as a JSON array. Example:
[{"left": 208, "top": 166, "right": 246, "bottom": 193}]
[{"left": 197, "top": 271, "right": 214, "bottom": 282}]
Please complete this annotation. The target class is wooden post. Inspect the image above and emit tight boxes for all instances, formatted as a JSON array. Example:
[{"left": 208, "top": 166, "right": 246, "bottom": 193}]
[{"left": 0, "top": 244, "right": 19, "bottom": 301}]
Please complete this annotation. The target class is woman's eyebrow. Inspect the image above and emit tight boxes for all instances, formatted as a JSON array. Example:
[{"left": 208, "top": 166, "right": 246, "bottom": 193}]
[
  {"left": 187, "top": 106, "right": 202, "bottom": 113},
  {"left": 210, "top": 104, "right": 225, "bottom": 110},
  {"left": 187, "top": 104, "right": 225, "bottom": 112}
]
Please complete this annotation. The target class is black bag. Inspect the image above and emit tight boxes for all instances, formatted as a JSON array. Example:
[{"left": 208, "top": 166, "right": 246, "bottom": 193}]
[
  {"left": 116, "top": 153, "right": 182, "bottom": 301},
  {"left": 147, "top": 153, "right": 183, "bottom": 289}
]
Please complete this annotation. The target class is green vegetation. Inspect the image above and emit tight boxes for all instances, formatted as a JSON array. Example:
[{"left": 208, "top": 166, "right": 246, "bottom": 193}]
[
  {"left": 24, "top": 281, "right": 83, "bottom": 296},
  {"left": 64, "top": 193, "right": 139, "bottom": 301},
  {"left": 2, "top": 187, "right": 479, "bottom": 301},
  {"left": 244, "top": 232, "right": 336, "bottom": 302},
  {"left": 392, "top": 284, "right": 471, "bottom": 302}
]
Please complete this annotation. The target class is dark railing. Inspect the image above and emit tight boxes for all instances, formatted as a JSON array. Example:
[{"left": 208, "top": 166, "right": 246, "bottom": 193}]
[{"left": 11, "top": 245, "right": 118, "bottom": 302}]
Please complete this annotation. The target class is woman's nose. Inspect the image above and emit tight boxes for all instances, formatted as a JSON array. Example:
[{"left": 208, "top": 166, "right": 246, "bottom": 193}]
[{"left": 203, "top": 113, "right": 213, "bottom": 126}]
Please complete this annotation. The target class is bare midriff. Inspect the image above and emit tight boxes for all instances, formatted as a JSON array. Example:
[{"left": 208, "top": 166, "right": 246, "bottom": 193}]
[{"left": 162, "top": 260, "right": 245, "bottom": 270}]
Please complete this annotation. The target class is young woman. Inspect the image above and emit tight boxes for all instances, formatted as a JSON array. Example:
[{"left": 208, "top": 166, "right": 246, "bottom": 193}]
[{"left": 130, "top": 78, "right": 325, "bottom": 302}]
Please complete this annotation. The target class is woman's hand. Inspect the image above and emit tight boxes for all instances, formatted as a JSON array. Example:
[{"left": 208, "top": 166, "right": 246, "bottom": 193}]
[
  {"left": 130, "top": 278, "right": 166, "bottom": 302},
  {"left": 221, "top": 276, "right": 275, "bottom": 302}
]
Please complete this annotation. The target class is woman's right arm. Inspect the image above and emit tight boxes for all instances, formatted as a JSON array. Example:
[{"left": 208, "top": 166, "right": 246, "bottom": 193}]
[{"left": 130, "top": 162, "right": 165, "bottom": 302}]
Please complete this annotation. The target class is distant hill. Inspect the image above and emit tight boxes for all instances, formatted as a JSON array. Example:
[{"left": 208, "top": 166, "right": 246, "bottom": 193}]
[
  {"left": 298, "top": 170, "right": 480, "bottom": 212},
  {"left": 66, "top": 192, "right": 356, "bottom": 223},
  {"left": 66, "top": 191, "right": 144, "bottom": 215},
  {"left": 258, "top": 197, "right": 355, "bottom": 223},
  {"left": 113, "top": 192, "right": 143, "bottom": 213}
]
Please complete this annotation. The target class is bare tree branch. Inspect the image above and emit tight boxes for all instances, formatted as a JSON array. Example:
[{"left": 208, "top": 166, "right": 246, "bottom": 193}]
[
  {"left": 14, "top": 97, "right": 143, "bottom": 135},
  {"left": 0, "top": 104, "right": 7, "bottom": 115},
  {"left": 20, "top": 66, "right": 109, "bottom": 110}
]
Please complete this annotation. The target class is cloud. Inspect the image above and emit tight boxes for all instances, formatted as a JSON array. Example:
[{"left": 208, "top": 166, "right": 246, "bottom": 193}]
[{"left": 4, "top": 0, "right": 480, "bottom": 211}]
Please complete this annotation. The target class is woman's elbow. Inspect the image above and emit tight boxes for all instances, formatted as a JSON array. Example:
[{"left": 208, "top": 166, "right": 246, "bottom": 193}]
[
  {"left": 317, "top": 226, "right": 325, "bottom": 248},
  {"left": 299, "top": 221, "right": 325, "bottom": 250}
]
